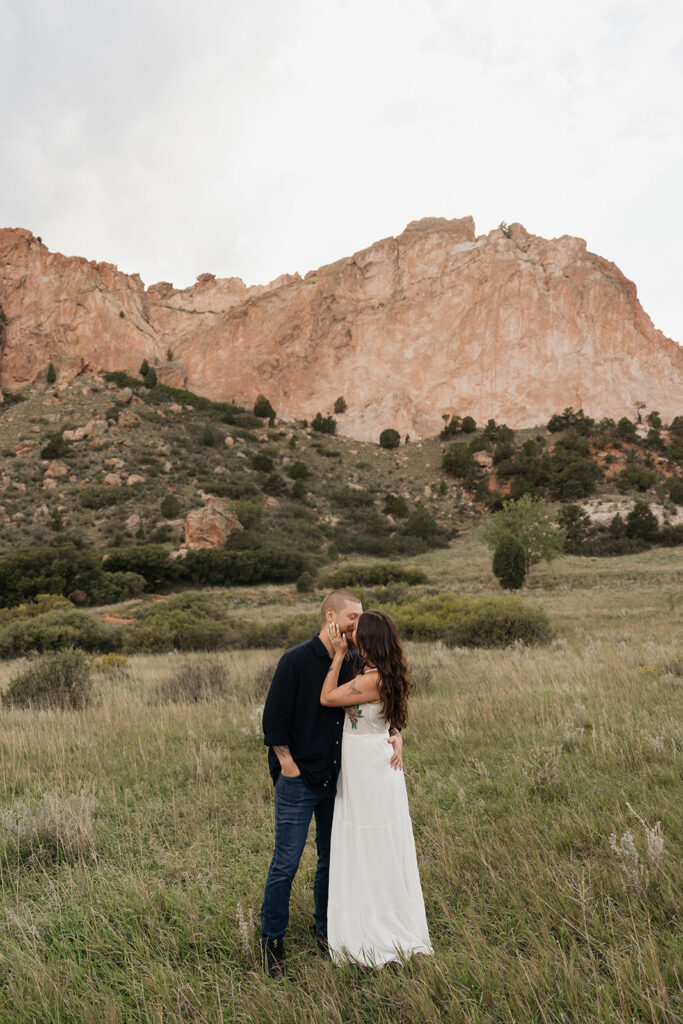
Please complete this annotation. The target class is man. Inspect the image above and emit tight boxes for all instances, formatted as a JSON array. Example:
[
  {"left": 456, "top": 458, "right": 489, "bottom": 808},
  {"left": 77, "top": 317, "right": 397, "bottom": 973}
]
[{"left": 260, "top": 589, "right": 403, "bottom": 976}]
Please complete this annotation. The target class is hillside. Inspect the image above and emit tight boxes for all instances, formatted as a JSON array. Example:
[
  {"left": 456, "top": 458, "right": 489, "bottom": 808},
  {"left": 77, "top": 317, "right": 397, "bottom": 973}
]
[
  {"left": 0, "top": 375, "right": 680, "bottom": 592},
  {"left": 1, "top": 218, "right": 682, "bottom": 441}
]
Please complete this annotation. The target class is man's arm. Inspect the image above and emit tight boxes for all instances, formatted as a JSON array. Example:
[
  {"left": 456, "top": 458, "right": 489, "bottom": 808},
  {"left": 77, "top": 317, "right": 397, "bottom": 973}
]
[{"left": 262, "top": 654, "right": 300, "bottom": 777}]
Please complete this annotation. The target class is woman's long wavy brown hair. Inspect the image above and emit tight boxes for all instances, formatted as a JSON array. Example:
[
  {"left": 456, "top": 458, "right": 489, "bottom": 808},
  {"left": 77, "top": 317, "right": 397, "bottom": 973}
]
[{"left": 355, "top": 610, "right": 412, "bottom": 730}]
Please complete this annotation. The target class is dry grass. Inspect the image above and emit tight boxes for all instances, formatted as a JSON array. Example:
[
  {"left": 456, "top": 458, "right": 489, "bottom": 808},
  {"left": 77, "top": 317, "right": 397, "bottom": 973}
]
[{"left": 0, "top": 546, "right": 680, "bottom": 1022}]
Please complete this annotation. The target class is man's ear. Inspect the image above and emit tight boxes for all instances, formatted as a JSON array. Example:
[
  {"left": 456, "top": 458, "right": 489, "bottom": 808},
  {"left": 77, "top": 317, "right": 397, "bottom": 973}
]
[{"left": 325, "top": 608, "right": 335, "bottom": 623}]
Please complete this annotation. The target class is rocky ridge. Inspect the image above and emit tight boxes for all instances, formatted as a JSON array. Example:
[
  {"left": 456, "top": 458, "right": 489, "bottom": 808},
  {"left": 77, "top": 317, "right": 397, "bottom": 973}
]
[{"left": 0, "top": 218, "right": 681, "bottom": 440}]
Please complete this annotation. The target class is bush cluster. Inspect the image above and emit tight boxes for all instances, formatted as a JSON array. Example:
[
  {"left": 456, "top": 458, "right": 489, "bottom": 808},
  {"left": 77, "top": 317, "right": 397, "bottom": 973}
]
[
  {"left": 321, "top": 563, "right": 428, "bottom": 589},
  {"left": 560, "top": 501, "right": 683, "bottom": 556},
  {"left": 2, "top": 648, "right": 94, "bottom": 709},
  {"left": 384, "top": 594, "right": 552, "bottom": 647}
]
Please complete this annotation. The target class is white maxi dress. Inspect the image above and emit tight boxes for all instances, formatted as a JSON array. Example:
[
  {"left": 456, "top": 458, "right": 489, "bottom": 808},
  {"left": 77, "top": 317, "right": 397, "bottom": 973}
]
[{"left": 327, "top": 701, "right": 432, "bottom": 966}]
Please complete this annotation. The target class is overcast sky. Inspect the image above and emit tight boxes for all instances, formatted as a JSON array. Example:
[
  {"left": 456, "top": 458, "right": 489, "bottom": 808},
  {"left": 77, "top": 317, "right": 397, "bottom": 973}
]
[{"left": 2, "top": 0, "right": 682, "bottom": 343}]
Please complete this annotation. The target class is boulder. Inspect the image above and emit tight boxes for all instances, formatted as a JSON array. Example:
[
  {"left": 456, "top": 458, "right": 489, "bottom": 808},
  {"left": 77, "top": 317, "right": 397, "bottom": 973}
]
[
  {"left": 118, "top": 410, "right": 141, "bottom": 428},
  {"left": 184, "top": 495, "right": 244, "bottom": 549}
]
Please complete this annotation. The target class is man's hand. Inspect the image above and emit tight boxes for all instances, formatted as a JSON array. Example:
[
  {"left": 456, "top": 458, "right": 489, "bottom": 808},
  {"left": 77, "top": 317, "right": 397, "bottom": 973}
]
[
  {"left": 274, "top": 745, "right": 301, "bottom": 778},
  {"left": 387, "top": 731, "right": 403, "bottom": 771}
]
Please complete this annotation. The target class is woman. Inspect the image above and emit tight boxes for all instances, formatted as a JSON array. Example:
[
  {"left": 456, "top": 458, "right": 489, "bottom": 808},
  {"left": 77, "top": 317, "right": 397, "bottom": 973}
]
[{"left": 320, "top": 609, "right": 432, "bottom": 967}]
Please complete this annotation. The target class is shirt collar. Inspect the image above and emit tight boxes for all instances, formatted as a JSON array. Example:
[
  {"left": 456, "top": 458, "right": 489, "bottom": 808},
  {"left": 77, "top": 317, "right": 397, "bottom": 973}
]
[{"left": 310, "top": 634, "right": 331, "bottom": 659}]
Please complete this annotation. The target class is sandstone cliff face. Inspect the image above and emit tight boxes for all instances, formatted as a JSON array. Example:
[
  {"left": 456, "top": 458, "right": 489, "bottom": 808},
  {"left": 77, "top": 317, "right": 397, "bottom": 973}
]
[{"left": 1, "top": 218, "right": 681, "bottom": 440}]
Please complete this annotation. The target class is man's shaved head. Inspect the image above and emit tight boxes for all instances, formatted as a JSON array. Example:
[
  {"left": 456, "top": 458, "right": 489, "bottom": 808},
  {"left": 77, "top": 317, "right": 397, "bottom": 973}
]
[{"left": 320, "top": 590, "right": 362, "bottom": 624}]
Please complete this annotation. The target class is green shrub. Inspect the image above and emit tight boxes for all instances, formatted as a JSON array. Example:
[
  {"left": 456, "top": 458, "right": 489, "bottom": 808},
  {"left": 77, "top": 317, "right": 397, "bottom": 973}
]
[
  {"left": 102, "top": 546, "right": 183, "bottom": 589},
  {"left": 2, "top": 648, "right": 94, "bottom": 709},
  {"left": 296, "top": 571, "right": 315, "bottom": 593},
  {"left": 252, "top": 452, "right": 274, "bottom": 472},
  {"left": 151, "top": 656, "right": 232, "bottom": 703},
  {"left": 103, "top": 371, "right": 143, "bottom": 390},
  {"left": 160, "top": 494, "right": 181, "bottom": 518},
  {"left": 79, "top": 486, "right": 125, "bottom": 509},
  {"left": 291, "top": 479, "right": 306, "bottom": 500},
  {"left": 442, "top": 445, "right": 476, "bottom": 478},
  {"left": 232, "top": 500, "right": 264, "bottom": 530},
  {"left": 40, "top": 434, "right": 70, "bottom": 459},
  {"left": 263, "top": 472, "right": 287, "bottom": 495},
  {"left": 322, "top": 563, "right": 427, "bottom": 588},
  {"left": 143, "top": 367, "right": 157, "bottom": 388},
  {"left": 334, "top": 396, "right": 347, "bottom": 414},
  {"left": 616, "top": 417, "right": 637, "bottom": 442},
  {"left": 330, "top": 487, "right": 374, "bottom": 508},
  {"left": 199, "top": 424, "right": 219, "bottom": 447},
  {"left": 385, "top": 594, "right": 552, "bottom": 647},
  {"left": 384, "top": 494, "right": 409, "bottom": 518},
  {"left": 124, "top": 595, "right": 230, "bottom": 653},
  {"left": 665, "top": 476, "right": 683, "bottom": 504},
  {"left": 401, "top": 505, "right": 450, "bottom": 548},
  {"left": 89, "top": 572, "right": 146, "bottom": 605},
  {"left": 253, "top": 395, "right": 276, "bottom": 420},
  {"left": 616, "top": 465, "right": 657, "bottom": 493},
  {"left": 626, "top": 501, "right": 658, "bottom": 542},
  {"left": 139, "top": 359, "right": 150, "bottom": 378},
  {"left": 0, "top": 610, "right": 116, "bottom": 658},
  {"left": 311, "top": 413, "right": 336, "bottom": 435},
  {"left": 379, "top": 428, "right": 401, "bottom": 449},
  {"left": 46, "top": 362, "right": 57, "bottom": 384},
  {"left": 492, "top": 534, "right": 526, "bottom": 590},
  {"left": 461, "top": 415, "right": 477, "bottom": 434},
  {"left": 287, "top": 460, "right": 310, "bottom": 480}
]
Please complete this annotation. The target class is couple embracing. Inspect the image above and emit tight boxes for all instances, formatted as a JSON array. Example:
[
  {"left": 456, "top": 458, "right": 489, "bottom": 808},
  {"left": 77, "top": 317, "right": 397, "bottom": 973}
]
[{"left": 260, "top": 590, "right": 432, "bottom": 974}]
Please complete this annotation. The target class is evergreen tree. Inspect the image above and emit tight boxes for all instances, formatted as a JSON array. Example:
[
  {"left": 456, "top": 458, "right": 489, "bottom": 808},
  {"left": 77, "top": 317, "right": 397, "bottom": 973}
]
[
  {"left": 492, "top": 534, "right": 526, "bottom": 589},
  {"left": 46, "top": 362, "right": 56, "bottom": 384}
]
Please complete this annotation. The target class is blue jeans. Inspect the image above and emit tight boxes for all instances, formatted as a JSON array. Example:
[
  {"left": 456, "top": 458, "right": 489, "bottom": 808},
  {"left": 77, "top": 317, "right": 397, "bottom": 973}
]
[{"left": 261, "top": 774, "right": 335, "bottom": 939}]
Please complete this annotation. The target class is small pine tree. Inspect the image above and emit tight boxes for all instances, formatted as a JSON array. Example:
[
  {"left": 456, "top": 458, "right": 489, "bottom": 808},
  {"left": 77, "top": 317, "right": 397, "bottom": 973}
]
[
  {"left": 379, "top": 428, "right": 401, "bottom": 450},
  {"left": 139, "top": 358, "right": 150, "bottom": 378},
  {"left": 143, "top": 367, "right": 157, "bottom": 388},
  {"left": 160, "top": 494, "right": 181, "bottom": 518},
  {"left": 311, "top": 413, "right": 336, "bottom": 435},
  {"left": 492, "top": 534, "right": 526, "bottom": 589},
  {"left": 254, "top": 395, "right": 276, "bottom": 420},
  {"left": 334, "top": 396, "right": 347, "bottom": 414},
  {"left": 46, "top": 362, "right": 56, "bottom": 384}
]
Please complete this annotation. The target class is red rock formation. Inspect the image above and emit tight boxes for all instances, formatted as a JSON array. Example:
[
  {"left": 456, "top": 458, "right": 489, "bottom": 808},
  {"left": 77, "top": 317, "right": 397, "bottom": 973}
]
[
  {"left": 183, "top": 495, "right": 243, "bottom": 550},
  {"left": 0, "top": 219, "right": 681, "bottom": 440}
]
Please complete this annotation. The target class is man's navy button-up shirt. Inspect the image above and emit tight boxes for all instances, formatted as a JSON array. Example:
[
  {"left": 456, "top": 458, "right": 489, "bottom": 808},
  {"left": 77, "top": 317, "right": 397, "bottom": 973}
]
[{"left": 262, "top": 634, "right": 358, "bottom": 795}]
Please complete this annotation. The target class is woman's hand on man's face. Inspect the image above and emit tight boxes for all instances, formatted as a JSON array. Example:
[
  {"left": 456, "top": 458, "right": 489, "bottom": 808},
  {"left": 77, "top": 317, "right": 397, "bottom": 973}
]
[{"left": 328, "top": 621, "right": 349, "bottom": 656}]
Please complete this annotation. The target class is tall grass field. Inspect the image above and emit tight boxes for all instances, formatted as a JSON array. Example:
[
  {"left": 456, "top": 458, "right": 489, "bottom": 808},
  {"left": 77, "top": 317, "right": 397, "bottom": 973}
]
[{"left": 0, "top": 542, "right": 680, "bottom": 1023}]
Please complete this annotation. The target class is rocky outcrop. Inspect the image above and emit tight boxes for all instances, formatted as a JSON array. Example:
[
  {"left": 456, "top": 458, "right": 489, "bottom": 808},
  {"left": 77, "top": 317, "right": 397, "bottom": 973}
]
[
  {"left": 183, "top": 495, "right": 243, "bottom": 549},
  {"left": 0, "top": 220, "right": 681, "bottom": 440}
]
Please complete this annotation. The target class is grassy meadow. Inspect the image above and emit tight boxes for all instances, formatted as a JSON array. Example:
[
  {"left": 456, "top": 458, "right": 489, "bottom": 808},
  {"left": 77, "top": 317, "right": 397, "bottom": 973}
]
[{"left": 0, "top": 540, "right": 681, "bottom": 1023}]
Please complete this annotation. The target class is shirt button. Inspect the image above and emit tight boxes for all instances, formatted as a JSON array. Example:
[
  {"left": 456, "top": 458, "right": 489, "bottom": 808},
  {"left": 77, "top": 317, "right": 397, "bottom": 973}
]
[{"left": 336, "top": 740, "right": 340, "bottom": 745}]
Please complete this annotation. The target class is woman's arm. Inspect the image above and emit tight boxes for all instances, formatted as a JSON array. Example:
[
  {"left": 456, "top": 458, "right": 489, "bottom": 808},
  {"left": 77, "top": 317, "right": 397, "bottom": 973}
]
[
  {"left": 320, "top": 623, "right": 381, "bottom": 707},
  {"left": 320, "top": 658, "right": 380, "bottom": 707}
]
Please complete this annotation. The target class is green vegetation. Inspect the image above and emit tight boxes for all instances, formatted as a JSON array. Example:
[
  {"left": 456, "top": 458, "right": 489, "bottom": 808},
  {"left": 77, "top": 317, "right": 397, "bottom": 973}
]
[
  {"left": 2, "top": 647, "right": 93, "bottom": 709},
  {"left": 492, "top": 533, "right": 526, "bottom": 590},
  {"left": 379, "top": 428, "right": 401, "bottom": 449},
  {"left": 253, "top": 395, "right": 276, "bottom": 420},
  {"left": 46, "top": 362, "right": 56, "bottom": 384},
  {"left": 311, "top": 412, "right": 336, "bottom": 434},
  {"left": 481, "top": 494, "right": 565, "bottom": 583},
  {"left": 321, "top": 562, "right": 428, "bottom": 588},
  {"left": 0, "top": 545, "right": 679, "bottom": 1022}
]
